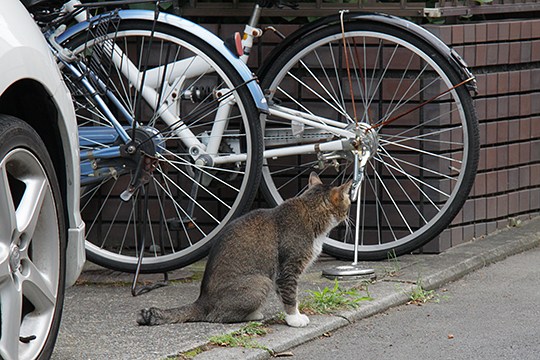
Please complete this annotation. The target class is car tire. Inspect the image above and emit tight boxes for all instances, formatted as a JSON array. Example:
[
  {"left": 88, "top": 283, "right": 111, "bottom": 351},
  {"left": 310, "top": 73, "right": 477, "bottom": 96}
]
[{"left": 0, "top": 115, "right": 66, "bottom": 360}]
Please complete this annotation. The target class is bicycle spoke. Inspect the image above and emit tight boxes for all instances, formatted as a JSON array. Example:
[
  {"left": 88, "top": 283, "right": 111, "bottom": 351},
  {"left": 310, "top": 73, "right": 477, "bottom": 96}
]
[
  {"left": 152, "top": 177, "right": 207, "bottom": 240},
  {"left": 379, "top": 137, "right": 462, "bottom": 166},
  {"left": 297, "top": 57, "right": 349, "bottom": 118},
  {"left": 279, "top": 72, "right": 354, "bottom": 123},
  {"left": 364, "top": 170, "right": 398, "bottom": 242},
  {"left": 159, "top": 149, "right": 243, "bottom": 192},
  {"left": 377, "top": 151, "right": 455, "bottom": 181}
]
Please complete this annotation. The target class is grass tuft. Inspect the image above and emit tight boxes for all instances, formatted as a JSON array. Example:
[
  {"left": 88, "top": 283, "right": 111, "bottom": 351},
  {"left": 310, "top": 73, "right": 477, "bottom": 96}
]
[
  {"left": 408, "top": 282, "right": 438, "bottom": 305},
  {"left": 208, "top": 322, "right": 272, "bottom": 354},
  {"left": 300, "top": 279, "right": 372, "bottom": 314}
]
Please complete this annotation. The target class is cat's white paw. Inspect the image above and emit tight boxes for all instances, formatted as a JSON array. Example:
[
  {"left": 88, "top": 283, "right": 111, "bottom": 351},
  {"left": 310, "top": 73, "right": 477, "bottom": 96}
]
[{"left": 285, "top": 313, "right": 310, "bottom": 327}]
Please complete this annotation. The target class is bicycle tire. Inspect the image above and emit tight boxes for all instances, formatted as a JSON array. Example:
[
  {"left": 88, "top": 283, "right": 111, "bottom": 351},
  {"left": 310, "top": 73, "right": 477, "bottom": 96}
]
[
  {"left": 259, "top": 21, "right": 479, "bottom": 260},
  {"left": 61, "top": 18, "right": 263, "bottom": 273}
]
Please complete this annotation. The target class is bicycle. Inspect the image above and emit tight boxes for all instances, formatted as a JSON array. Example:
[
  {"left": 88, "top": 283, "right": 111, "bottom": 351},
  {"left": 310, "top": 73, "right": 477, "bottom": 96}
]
[
  {"left": 24, "top": 0, "right": 266, "bottom": 278},
  {"left": 23, "top": 0, "right": 479, "bottom": 275}
]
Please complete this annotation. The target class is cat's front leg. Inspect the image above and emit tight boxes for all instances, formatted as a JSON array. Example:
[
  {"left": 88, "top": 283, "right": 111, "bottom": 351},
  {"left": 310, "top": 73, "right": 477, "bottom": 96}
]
[
  {"left": 284, "top": 306, "right": 310, "bottom": 327},
  {"left": 276, "top": 274, "right": 309, "bottom": 327}
]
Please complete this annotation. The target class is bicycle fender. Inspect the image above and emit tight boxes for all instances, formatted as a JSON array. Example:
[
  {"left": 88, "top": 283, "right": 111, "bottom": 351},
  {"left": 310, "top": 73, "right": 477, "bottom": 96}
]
[
  {"left": 259, "top": 12, "right": 476, "bottom": 92},
  {"left": 57, "top": 10, "right": 269, "bottom": 113}
]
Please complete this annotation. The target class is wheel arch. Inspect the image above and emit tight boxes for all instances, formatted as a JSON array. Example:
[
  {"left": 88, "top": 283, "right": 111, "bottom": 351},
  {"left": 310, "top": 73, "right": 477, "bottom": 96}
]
[{"left": 0, "top": 79, "right": 68, "bottom": 216}]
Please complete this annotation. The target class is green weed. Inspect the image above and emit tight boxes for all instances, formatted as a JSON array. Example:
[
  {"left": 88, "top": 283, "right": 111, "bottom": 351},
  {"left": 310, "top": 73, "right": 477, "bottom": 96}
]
[
  {"left": 384, "top": 249, "right": 401, "bottom": 277},
  {"left": 300, "top": 279, "right": 372, "bottom": 314},
  {"left": 208, "top": 322, "right": 272, "bottom": 354},
  {"left": 408, "top": 283, "right": 437, "bottom": 305},
  {"left": 177, "top": 347, "right": 204, "bottom": 359}
]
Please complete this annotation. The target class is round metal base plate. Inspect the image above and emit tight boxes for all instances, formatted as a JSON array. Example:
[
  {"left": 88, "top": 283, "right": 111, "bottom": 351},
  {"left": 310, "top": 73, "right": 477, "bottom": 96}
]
[{"left": 322, "top": 265, "right": 376, "bottom": 281}]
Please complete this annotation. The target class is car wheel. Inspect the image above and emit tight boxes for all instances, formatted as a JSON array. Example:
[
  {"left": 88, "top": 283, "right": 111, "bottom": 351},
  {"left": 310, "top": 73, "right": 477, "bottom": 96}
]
[{"left": 0, "top": 115, "right": 66, "bottom": 360}]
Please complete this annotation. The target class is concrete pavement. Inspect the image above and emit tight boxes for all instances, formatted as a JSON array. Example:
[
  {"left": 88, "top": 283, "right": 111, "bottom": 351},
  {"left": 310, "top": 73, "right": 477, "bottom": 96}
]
[{"left": 52, "top": 216, "right": 540, "bottom": 360}]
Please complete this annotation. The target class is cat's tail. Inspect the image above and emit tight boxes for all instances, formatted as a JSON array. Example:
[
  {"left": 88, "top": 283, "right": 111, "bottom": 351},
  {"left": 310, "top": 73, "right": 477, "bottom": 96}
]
[{"left": 137, "top": 302, "right": 206, "bottom": 326}]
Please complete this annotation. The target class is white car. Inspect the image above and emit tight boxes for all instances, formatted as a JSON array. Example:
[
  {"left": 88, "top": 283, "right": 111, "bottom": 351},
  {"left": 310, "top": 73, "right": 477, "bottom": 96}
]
[{"left": 0, "top": 0, "right": 85, "bottom": 359}]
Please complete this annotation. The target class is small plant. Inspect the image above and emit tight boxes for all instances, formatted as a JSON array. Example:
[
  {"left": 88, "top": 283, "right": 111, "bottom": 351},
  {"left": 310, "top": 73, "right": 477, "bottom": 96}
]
[
  {"left": 265, "top": 311, "right": 286, "bottom": 325},
  {"left": 408, "top": 284, "right": 437, "bottom": 305},
  {"left": 508, "top": 217, "right": 522, "bottom": 228},
  {"left": 300, "top": 279, "right": 372, "bottom": 314},
  {"left": 384, "top": 249, "right": 401, "bottom": 277},
  {"left": 208, "top": 322, "right": 272, "bottom": 354},
  {"left": 177, "top": 346, "right": 205, "bottom": 359},
  {"left": 236, "top": 321, "right": 268, "bottom": 336}
]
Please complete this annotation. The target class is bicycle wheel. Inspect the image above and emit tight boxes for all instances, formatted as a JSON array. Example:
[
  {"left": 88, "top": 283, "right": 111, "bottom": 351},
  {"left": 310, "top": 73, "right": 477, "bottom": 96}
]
[
  {"left": 61, "top": 18, "right": 262, "bottom": 273},
  {"left": 260, "top": 21, "right": 479, "bottom": 260}
]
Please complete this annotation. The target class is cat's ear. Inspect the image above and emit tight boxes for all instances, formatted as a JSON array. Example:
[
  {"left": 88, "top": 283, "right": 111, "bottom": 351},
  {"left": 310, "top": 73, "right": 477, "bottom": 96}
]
[
  {"left": 341, "top": 180, "right": 353, "bottom": 196},
  {"left": 308, "top": 172, "right": 323, "bottom": 187}
]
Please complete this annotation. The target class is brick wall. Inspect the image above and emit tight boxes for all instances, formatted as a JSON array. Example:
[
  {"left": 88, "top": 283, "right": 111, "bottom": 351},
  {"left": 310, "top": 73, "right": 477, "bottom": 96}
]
[
  {"left": 209, "top": 18, "right": 540, "bottom": 253},
  {"left": 420, "top": 19, "right": 540, "bottom": 252}
]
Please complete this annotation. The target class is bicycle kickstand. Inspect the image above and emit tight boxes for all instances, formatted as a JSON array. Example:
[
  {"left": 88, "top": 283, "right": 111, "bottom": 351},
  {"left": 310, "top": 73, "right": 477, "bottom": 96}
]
[{"left": 131, "top": 185, "right": 169, "bottom": 296}]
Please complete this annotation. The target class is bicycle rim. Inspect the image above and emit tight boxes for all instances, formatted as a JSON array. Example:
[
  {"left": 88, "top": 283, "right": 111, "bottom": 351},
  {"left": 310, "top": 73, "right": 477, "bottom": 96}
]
[
  {"left": 63, "top": 20, "right": 262, "bottom": 272},
  {"left": 260, "top": 23, "right": 479, "bottom": 260}
]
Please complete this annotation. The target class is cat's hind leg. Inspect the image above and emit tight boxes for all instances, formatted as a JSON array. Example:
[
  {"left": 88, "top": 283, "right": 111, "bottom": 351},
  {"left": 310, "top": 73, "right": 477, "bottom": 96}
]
[
  {"left": 137, "top": 307, "right": 170, "bottom": 326},
  {"left": 244, "top": 308, "right": 265, "bottom": 321},
  {"left": 206, "top": 275, "right": 272, "bottom": 323}
]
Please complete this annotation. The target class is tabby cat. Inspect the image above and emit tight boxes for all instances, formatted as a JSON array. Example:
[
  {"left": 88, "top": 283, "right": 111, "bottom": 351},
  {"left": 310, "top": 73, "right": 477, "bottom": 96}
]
[{"left": 137, "top": 172, "right": 352, "bottom": 328}]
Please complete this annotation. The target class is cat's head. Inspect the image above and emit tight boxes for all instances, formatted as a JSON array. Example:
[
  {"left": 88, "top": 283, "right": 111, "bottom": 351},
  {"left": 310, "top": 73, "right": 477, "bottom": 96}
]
[{"left": 307, "top": 172, "right": 352, "bottom": 223}]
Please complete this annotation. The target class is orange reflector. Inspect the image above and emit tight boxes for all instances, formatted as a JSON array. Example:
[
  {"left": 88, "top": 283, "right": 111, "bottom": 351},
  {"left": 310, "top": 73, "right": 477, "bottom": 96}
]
[
  {"left": 234, "top": 32, "right": 243, "bottom": 57},
  {"left": 224, "top": 32, "right": 244, "bottom": 58}
]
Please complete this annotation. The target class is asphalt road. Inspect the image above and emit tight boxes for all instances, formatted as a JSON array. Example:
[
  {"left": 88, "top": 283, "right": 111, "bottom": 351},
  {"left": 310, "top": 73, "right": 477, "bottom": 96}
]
[{"left": 289, "top": 245, "right": 540, "bottom": 360}]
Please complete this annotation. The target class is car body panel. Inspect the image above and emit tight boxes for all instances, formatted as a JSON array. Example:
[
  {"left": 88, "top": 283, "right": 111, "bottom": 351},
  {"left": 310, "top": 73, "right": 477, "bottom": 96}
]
[{"left": 0, "top": 0, "right": 85, "bottom": 286}]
